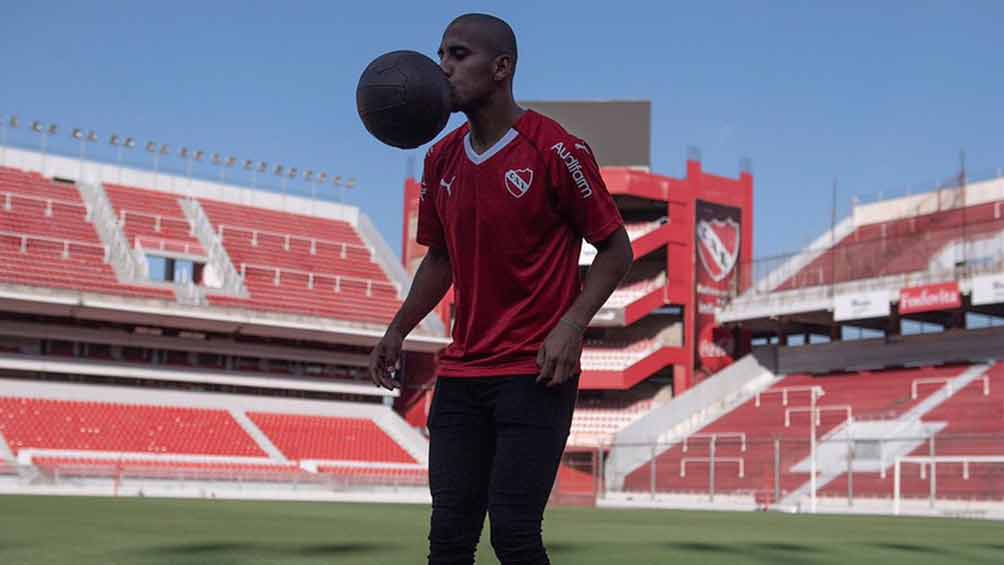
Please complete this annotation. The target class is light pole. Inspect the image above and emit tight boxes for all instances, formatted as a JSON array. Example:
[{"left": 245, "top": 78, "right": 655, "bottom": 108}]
[
  {"left": 287, "top": 168, "right": 298, "bottom": 208},
  {"left": 240, "top": 159, "right": 254, "bottom": 205},
  {"left": 313, "top": 172, "right": 327, "bottom": 213},
  {"left": 146, "top": 141, "right": 162, "bottom": 188},
  {"left": 252, "top": 161, "right": 266, "bottom": 191},
  {"left": 273, "top": 164, "right": 285, "bottom": 209},
  {"left": 242, "top": 159, "right": 254, "bottom": 188},
  {"left": 193, "top": 150, "right": 205, "bottom": 187},
  {"left": 332, "top": 175, "right": 343, "bottom": 203},
  {"left": 179, "top": 147, "right": 202, "bottom": 199},
  {"left": 211, "top": 153, "right": 223, "bottom": 180},
  {"left": 156, "top": 144, "right": 170, "bottom": 189},
  {"left": 223, "top": 156, "right": 236, "bottom": 183},
  {"left": 344, "top": 177, "right": 357, "bottom": 204},
  {"left": 31, "top": 121, "right": 58, "bottom": 174},
  {"left": 1, "top": 115, "right": 18, "bottom": 167},
  {"left": 304, "top": 170, "right": 314, "bottom": 202},
  {"left": 252, "top": 161, "right": 266, "bottom": 190},
  {"left": 71, "top": 128, "right": 97, "bottom": 182},
  {"left": 109, "top": 135, "right": 135, "bottom": 184}
]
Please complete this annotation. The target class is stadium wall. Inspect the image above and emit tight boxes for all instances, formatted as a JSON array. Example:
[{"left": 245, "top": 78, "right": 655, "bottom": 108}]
[{"left": 766, "top": 325, "right": 1004, "bottom": 374}]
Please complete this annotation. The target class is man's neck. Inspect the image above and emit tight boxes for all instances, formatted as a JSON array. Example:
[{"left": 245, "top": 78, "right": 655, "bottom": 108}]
[{"left": 465, "top": 94, "right": 525, "bottom": 155}]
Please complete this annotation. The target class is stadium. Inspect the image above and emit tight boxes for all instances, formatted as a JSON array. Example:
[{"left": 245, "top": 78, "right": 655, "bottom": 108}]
[
  {"left": 3, "top": 7, "right": 1004, "bottom": 565},
  {"left": 1, "top": 104, "right": 1003, "bottom": 562}
]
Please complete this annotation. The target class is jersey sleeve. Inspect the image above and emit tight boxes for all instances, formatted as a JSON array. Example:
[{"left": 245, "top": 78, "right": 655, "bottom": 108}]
[
  {"left": 416, "top": 148, "right": 447, "bottom": 249},
  {"left": 548, "top": 136, "right": 624, "bottom": 245}
]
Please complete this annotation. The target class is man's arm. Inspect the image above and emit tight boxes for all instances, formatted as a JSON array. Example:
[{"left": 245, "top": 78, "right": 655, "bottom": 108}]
[
  {"left": 536, "top": 226, "right": 633, "bottom": 386},
  {"left": 369, "top": 246, "right": 452, "bottom": 390}
]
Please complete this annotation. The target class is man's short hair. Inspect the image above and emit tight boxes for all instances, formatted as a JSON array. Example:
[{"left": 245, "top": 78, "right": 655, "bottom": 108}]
[{"left": 449, "top": 13, "right": 518, "bottom": 69}]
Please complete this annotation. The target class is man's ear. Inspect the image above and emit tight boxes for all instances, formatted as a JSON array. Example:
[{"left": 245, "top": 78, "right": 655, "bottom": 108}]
[{"left": 494, "top": 54, "right": 515, "bottom": 82}]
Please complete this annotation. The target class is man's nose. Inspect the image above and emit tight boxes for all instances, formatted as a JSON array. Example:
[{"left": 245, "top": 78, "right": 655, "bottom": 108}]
[{"left": 440, "top": 60, "right": 453, "bottom": 78}]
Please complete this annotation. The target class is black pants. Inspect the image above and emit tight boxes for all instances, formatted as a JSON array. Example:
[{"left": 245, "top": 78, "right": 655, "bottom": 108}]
[{"left": 427, "top": 374, "right": 578, "bottom": 565}]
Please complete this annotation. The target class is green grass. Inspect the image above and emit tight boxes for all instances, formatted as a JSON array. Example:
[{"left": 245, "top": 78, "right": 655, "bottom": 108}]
[{"left": 1, "top": 495, "right": 1002, "bottom": 564}]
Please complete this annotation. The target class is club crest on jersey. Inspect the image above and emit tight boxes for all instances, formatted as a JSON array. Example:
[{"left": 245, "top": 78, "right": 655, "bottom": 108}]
[
  {"left": 504, "top": 168, "right": 534, "bottom": 198},
  {"left": 697, "top": 218, "right": 740, "bottom": 282}
]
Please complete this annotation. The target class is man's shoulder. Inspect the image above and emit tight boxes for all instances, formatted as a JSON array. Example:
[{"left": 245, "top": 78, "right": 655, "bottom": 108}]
[
  {"left": 518, "top": 110, "right": 590, "bottom": 159},
  {"left": 425, "top": 123, "right": 469, "bottom": 164}
]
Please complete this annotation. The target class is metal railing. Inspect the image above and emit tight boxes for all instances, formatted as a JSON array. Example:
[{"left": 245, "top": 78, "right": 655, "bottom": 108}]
[
  {"left": 0, "top": 230, "right": 107, "bottom": 261},
  {"left": 737, "top": 216, "right": 1004, "bottom": 299},
  {"left": 119, "top": 208, "right": 192, "bottom": 234},
  {"left": 239, "top": 262, "right": 400, "bottom": 296},
  {"left": 74, "top": 181, "right": 145, "bottom": 282},
  {"left": 2, "top": 190, "right": 86, "bottom": 215},
  {"left": 572, "top": 432, "right": 1004, "bottom": 515},
  {"left": 4, "top": 462, "right": 428, "bottom": 493},
  {"left": 133, "top": 236, "right": 204, "bottom": 257},
  {"left": 217, "top": 224, "right": 371, "bottom": 257},
  {"left": 178, "top": 197, "right": 247, "bottom": 296}
]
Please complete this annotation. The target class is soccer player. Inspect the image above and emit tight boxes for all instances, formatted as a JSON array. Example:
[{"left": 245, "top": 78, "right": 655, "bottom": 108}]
[{"left": 369, "top": 13, "right": 633, "bottom": 565}]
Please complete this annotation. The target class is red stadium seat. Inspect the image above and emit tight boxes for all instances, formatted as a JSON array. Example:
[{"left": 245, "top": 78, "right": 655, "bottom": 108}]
[
  {"left": 247, "top": 411, "right": 416, "bottom": 463},
  {"left": 0, "top": 167, "right": 175, "bottom": 300},
  {"left": 623, "top": 365, "right": 970, "bottom": 498}
]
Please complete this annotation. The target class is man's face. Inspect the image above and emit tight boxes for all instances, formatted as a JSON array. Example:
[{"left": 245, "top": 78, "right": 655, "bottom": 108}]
[{"left": 437, "top": 23, "right": 499, "bottom": 113}]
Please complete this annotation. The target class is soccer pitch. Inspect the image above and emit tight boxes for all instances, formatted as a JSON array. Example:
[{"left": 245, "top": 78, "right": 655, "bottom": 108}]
[{"left": 1, "top": 495, "right": 1001, "bottom": 564}]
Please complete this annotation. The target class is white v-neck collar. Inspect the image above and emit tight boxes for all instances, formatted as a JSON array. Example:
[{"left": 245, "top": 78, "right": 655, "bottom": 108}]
[{"left": 464, "top": 128, "right": 519, "bottom": 165}]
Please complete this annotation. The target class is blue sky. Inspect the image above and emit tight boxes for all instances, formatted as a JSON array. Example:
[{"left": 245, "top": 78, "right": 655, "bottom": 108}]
[{"left": 2, "top": 1, "right": 1002, "bottom": 261}]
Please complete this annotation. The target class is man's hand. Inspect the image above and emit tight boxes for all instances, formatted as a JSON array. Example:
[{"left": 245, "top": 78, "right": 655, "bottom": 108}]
[
  {"left": 536, "top": 318, "right": 584, "bottom": 387},
  {"left": 369, "top": 326, "right": 404, "bottom": 390}
]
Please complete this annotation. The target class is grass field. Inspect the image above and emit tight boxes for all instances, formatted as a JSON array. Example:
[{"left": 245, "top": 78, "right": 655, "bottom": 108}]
[{"left": 1, "top": 495, "right": 1002, "bottom": 564}]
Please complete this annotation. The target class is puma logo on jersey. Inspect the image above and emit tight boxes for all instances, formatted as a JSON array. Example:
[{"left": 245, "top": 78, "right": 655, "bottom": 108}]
[
  {"left": 574, "top": 142, "right": 590, "bottom": 154},
  {"left": 440, "top": 176, "right": 455, "bottom": 196}
]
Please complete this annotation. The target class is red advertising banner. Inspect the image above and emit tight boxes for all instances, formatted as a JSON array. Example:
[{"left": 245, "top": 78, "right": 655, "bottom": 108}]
[
  {"left": 899, "top": 282, "right": 961, "bottom": 314},
  {"left": 695, "top": 200, "right": 741, "bottom": 378}
]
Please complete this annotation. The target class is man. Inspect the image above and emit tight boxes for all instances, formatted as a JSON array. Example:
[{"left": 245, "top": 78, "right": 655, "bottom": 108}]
[{"left": 369, "top": 13, "right": 633, "bottom": 565}]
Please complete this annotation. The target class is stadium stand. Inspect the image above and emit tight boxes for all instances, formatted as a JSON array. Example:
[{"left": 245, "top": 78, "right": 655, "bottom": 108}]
[
  {"left": 199, "top": 198, "right": 402, "bottom": 325},
  {"left": 820, "top": 362, "right": 1004, "bottom": 501},
  {"left": 776, "top": 199, "right": 1004, "bottom": 291},
  {"left": 3, "top": 127, "right": 1002, "bottom": 518},
  {"left": 246, "top": 412, "right": 417, "bottom": 463},
  {"left": 621, "top": 365, "right": 970, "bottom": 496},
  {"left": 0, "top": 167, "right": 174, "bottom": 299},
  {"left": 0, "top": 383, "right": 428, "bottom": 486},
  {"left": 0, "top": 397, "right": 265, "bottom": 457},
  {"left": 315, "top": 465, "right": 428, "bottom": 486},
  {"left": 31, "top": 458, "right": 307, "bottom": 482},
  {"left": 731, "top": 176, "right": 1004, "bottom": 305},
  {"left": 603, "top": 276, "right": 665, "bottom": 310},
  {"left": 104, "top": 183, "right": 203, "bottom": 256},
  {"left": 581, "top": 339, "right": 659, "bottom": 372},
  {"left": 568, "top": 392, "right": 657, "bottom": 448},
  {"left": 0, "top": 145, "right": 434, "bottom": 505}
]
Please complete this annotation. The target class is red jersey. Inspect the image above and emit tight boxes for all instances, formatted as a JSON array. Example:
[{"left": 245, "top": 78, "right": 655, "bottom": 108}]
[{"left": 417, "top": 110, "right": 623, "bottom": 378}]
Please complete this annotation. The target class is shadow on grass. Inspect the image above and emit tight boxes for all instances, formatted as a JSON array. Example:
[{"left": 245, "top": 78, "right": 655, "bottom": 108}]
[
  {"left": 129, "top": 540, "right": 392, "bottom": 559},
  {"left": 977, "top": 544, "right": 1004, "bottom": 550},
  {"left": 664, "top": 541, "right": 822, "bottom": 564},
  {"left": 545, "top": 542, "right": 574, "bottom": 554},
  {"left": 666, "top": 542, "right": 741, "bottom": 554},
  {"left": 869, "top": 542, "right": 948, "bottom": 554},
  {"left": 666, "top": 542, "right": 818, "bottom": 555}
]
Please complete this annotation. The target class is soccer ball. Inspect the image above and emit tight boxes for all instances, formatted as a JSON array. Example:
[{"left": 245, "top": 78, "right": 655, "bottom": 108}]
[{"left": 356, "top": 50, "right": 452, "bottom": 149}]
